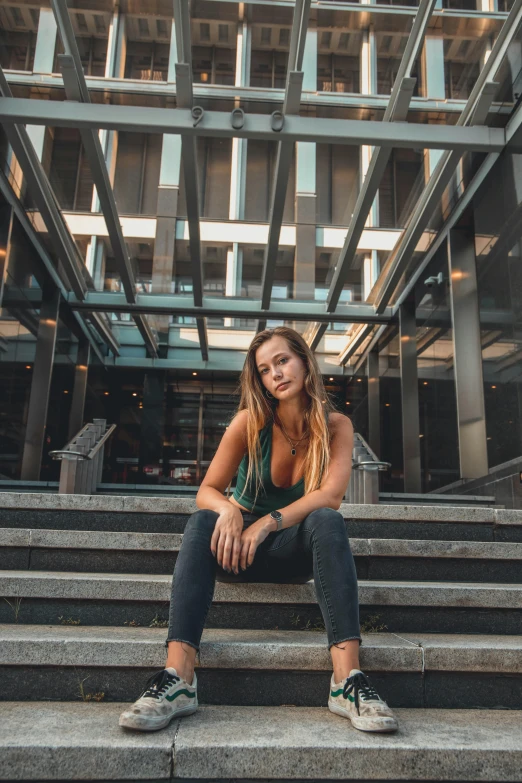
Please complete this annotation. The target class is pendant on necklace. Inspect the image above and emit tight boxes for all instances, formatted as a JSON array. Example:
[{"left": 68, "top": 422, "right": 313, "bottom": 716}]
[{"left": 291, "top": 448, "right": 296, "bottom": 456}]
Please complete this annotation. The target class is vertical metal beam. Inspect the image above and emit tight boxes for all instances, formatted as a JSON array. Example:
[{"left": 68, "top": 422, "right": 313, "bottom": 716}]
[
  {"left": 448, "top": 227, "right": 488, "bottom": 479},
  {"left": 68, "top": 340, "right": 90, "bottom": 440},
  {"left": 21, "top": 284, "right": 60, "bottom": 480},
  {"left": 399, "top": 301, "right": 421, "bottom": 493},
  {"left": 367, "top": 349, "right": 381, "bottom": 458},
  {"left": 139, "top": 372, "right": 166, "bottom": 480}
]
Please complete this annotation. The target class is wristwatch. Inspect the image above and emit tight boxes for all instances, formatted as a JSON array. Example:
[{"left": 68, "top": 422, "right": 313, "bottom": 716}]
[{"left": 270, "top": 510, "right": 284, "bottom": 532}]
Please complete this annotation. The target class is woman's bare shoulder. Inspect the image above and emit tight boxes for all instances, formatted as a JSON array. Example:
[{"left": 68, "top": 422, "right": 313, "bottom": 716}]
[
  {"left": 328, "top": 411, "right": 354, "bottom": 434},
  {"left": 225, "top": 409, "right": 249, "bottom": 442}
]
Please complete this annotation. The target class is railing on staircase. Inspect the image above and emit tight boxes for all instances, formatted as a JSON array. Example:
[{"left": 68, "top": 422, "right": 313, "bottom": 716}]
[
  {"left": 49, "top": 419, "right": 116, "bottom": 495},
  {"left": 347, "top": 433, "right": 391, "bottom": 505}
]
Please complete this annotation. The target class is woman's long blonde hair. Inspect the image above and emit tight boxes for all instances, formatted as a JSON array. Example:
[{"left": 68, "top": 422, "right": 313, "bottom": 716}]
[{"left": 237, "top": 326, "right": 334, "bottom": 500}]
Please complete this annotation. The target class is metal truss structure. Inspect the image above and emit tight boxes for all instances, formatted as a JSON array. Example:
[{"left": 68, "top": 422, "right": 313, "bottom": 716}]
[{"left": 0, "top": 0, "right": 522, "bottom": 371}]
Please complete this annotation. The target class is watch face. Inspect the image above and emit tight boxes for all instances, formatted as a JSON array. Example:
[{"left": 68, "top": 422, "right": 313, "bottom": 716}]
[{"left": 271, "top": 511, "right": 282, "bottom": 521}]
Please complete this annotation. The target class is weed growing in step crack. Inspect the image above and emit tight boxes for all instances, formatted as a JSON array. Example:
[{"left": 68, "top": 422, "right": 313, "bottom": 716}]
[
  {"left": 59, "top": 616, "right": 81, "bottom": 625},
  {"left": 149, "top": 614, "right": 169, "bottom": 628},
  {"left": 3, "top": 597, "right": 22, "bottom": 623},
  {"left": 360, "top": 614, "right": 388, "bottom": 633}
]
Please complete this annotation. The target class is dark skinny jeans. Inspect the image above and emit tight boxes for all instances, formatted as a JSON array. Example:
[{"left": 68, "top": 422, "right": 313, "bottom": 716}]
[{"left": 166, "top": 507, "right": 361, "bottom": 652}]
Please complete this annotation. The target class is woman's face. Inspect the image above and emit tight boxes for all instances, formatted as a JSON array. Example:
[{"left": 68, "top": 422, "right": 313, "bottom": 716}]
[{"left": 255, "top": 335, "right": 307, "bottom": 401}]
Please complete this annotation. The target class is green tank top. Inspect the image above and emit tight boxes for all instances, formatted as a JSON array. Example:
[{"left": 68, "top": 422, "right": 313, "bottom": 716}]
[{"left": 232, "top": 422, "right": 305, "bottom": 516}]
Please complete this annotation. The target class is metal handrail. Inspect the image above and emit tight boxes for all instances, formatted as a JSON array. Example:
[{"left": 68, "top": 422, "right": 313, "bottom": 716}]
[
  {"left": 348, "top": 433, "right": 390, "bottom": 504},
  {"left": 51, "top": 419, "right": 115, "bottom": 495}
]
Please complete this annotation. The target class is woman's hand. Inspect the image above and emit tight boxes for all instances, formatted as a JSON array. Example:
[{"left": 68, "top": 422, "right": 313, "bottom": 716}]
[
  {"left": 210, "top": 505, "right": 244, "bottom": 572},
  {"left": 239, "top": 517, "right": 273, "bottom": 572}
]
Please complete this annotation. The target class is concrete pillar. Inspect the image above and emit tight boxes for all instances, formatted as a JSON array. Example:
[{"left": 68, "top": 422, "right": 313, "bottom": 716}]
[
  {"left": 26, "top": 8, "right": 58, "bottom": 162},
  {"left": 21, "top": 284, "right": 60, "bottom": 480},
  {"left": 421, "top": 35, "right": 445, "bottom": 176},
  {"left": 399, "top": 300, "right": 421, "bottom": 493},
  {"left": 448, "top": 227, "right": 488, "bottom": 479},
  {"left": 294, "top": 26, "right": 317, "bottom": 300},
  {"left": 68, "top": 340, "right": 90, "bottom": 439}
]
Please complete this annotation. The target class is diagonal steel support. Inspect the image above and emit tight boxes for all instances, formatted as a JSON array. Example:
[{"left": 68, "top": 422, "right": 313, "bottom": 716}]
[
  {"left": 308, "top": 0, "right": 436, "bottom": 352},
  {"left": 372, "top": 81, "right": 499, "bottom": 314},
  {"left": 338, "top": 324, "right": 377, "bottom": 366},
  {"left": 258, "top": 0, "right": 311, "bottom": 326},
  {"left": 0, "top": 67, "right": 87, "bottom": 301},
  {"left": 173, "top": 0, "right": 208, "bottom": 360},
  {"left": 373, "top": 0, "right": 522, "bottom": 313},
  {"left": 51, "top": 0, "right": 158, "bottom": 359},
  {"left": 88, "top": 312, "right": 120, "bottom": 356}
]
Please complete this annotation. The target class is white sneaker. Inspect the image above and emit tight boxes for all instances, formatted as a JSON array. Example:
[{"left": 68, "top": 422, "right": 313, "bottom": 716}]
[
  {"left": 328, "top": 669, "right": 398, "bottom": 733},
  {"left": 119, "top": 667, "right": 198, "bottom": 731}
]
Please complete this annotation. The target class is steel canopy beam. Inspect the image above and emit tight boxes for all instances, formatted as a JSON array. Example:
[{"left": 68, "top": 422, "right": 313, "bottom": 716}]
[
  {"left": 66, "top": 291, "right": 392, "bottom": 325},
  {"left": 372, "top": 0, "right": 522, "bottom": 313},
  {"left": 173, "top": 0, "right": 208, "bottom": 360},
  {"left": 0, "top": 99, "right": 506, "bottom": 152},
  {"left": 51, "top": 0, "right": 158, "bottom": 359},
  {"left": 259, "top": 0, "right": 311, "bottom": 320}
]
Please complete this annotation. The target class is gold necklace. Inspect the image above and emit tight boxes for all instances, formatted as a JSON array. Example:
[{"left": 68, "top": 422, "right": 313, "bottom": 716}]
[{"left": 275, "top": 415, "right": 309, "bottom": 457}]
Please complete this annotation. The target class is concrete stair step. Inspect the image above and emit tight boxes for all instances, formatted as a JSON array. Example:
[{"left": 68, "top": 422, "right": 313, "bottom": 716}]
[
  {"left": 1, "top": 625, "right": 521, "bottom": 709},
  {"left": 1, "top": 493, "right": 521, "bottom": 541},
  {"left": 2, "top": 527, "right": 522, "bottom": 581},
  {"left": 2, "top": 570, "right": 521, "bottom": 635},
  {"left": 1, "top": 702, "right": 521, "bottom": 781}
]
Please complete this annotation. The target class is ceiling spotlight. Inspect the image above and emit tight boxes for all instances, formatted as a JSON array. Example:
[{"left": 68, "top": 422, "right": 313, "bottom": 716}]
[
  {"left": 491, "top": 385, "right": 497, "bottom": 389},
  {"left": 104, "top": 392, "right": 109, "bottom": 396},
  {"left": 192, "top": 372, "right": 198, "bottom": 376},
  {"left": 423, "top": 382, "right": 428, "bottom": 386},
  {"left": 63, "top": 390, "right": 69, "bottom": 394},
  {"left": 357, "top": 378, "right": 362, "bottom": 382},
  {"left": 132, "top": 392, "right": 137, "bottom": 397},
  {"left": 385, "top": 403, "right": 390, "bottom": 407},
  {"left": 25, "top": 365, "right": 31, "bottom": 369},
  {"left": 329, "top": 377, "right": 334, "bottom": 381},
  {"left": 345, "top": 402, "right": 350, "bottom": 405}
]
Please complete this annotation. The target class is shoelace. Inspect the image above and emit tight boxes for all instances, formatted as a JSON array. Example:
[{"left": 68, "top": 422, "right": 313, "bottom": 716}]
[
  {"left": 141, "top": 669, "right": 180, "bottom": 700},
  {"left": 343, "top": 672, "right": 381, "bottom": 714}
]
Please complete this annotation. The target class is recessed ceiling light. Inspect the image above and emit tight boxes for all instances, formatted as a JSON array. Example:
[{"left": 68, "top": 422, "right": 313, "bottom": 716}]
[
  {"left": 193, "top": 372, "right": 198, "bottom": 376},
  {"left": 132, "top": 393, "right": 137, "bottom": 397}
]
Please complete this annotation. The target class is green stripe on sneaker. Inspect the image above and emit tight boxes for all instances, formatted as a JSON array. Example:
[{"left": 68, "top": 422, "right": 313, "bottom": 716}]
[
  {"left": 330, "top": 688, "right": 354, "bottom": 702},
  {"left": 165, "top": 689, "right": 195, "bottom": 702}
]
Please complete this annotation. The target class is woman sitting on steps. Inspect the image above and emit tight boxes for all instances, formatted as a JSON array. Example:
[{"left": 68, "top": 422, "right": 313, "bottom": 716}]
[{"left": 119, "top": 325, "right": 398, "bottom": 734}]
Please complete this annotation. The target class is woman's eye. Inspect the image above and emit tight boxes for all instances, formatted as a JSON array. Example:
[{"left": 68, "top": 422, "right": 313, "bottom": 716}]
[{"left": 279, "top": 357, "right": 287, "bottom": 365}]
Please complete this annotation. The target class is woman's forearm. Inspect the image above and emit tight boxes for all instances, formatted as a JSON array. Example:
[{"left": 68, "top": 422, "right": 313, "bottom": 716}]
[
  {"left": 196, "top": 484, "right": 236, "bottom": 514},
  {"left": 264, "top": 487, "right": 346, "bottom": 532}
]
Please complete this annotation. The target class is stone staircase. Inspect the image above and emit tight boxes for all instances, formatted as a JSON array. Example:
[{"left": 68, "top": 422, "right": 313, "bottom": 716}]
[{"left": 0, "top": 492, "right": 521, "bottom": 782}]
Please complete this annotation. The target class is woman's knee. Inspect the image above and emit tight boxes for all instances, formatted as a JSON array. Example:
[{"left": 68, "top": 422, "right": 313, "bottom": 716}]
[
  {"left": 304, "top": 508, "right": 346, "bottom": 535},
  {"left": 185, "top": 508, "right": 219, "bottom": 536}
]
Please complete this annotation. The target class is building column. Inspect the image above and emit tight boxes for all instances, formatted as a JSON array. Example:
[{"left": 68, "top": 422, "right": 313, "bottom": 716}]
[
  {"left": 21, "top": 283, "right": 60, "bottom": 480},
  {"left": 87, "top": 8, "right": 125, "bottom": 291},
  {"left": 294, "top": 25, "right": 317, "bottom": 300},
  {"left": 448, "top": 227, "right": 488, "bottom": 479},
  {"left": 360, "top": 10, "right": 379, "bottom": 299},
  {"left": 421, "top": 33, "right": 445, "bottom": 177},
  {"left": 399, "top": 300, "right": 421, "bottom": 492},
  {"left": 225, "top": 14, "right": 251, "bottom": 325},
  {"left": 367, "top": 349, "right": 380, "bottom": 457},
  {"left": 68, "top": 339, "right": 90, "bottom": 439},
  {"left": 139, "top": 372, "right": 166, "bottom": 480},
  {"left": 26, "top": 8, "right": 57, "bottom": 163}
]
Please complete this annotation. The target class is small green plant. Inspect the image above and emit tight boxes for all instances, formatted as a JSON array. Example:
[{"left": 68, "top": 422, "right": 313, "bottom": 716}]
[
  {"left": 290, "top": 613, "right": 325, "bottom": 632},
  {"left": 59, "top": 616, "right": 81, "bottom": 626},
  {"left": 77, "top": 674, "right": 105, "bottom": 702},
  {"left": 149, "top": 614, "right": 169, "bottom": 628},
  {"left": 360, "top": 614, "right": 388, "bottom": 633},
  {"left": 124, "top": 619, "right": 141, "bottom": 627},
  {"left": 3, "top": 597, "right": 22, "bottom": 623}
]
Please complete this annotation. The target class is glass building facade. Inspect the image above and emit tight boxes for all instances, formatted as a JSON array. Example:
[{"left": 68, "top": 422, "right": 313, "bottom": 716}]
[{"left": 0, "top": 0, "right": 521, "bottom": 500}]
